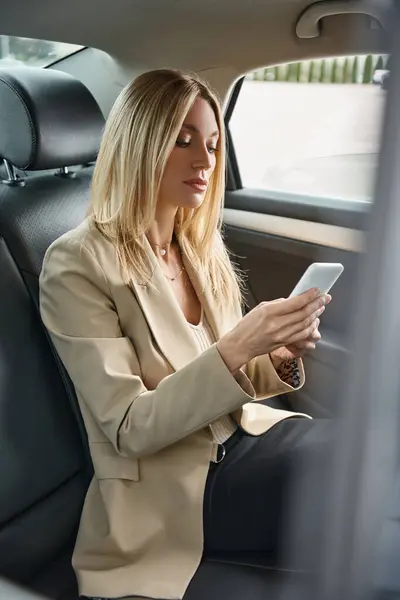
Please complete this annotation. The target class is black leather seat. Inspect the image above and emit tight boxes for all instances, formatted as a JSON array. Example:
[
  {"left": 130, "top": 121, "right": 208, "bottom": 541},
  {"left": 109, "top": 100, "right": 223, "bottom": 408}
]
[
  {"left": 0, "top": 67, "right": 304, "bottom": 600},
  {"left": 0, "top": 67, "right": 103, "bottom": 600}
]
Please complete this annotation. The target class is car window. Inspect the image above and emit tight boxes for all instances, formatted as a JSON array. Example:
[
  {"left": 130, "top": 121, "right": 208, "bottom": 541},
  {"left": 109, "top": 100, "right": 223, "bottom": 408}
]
[
  {"left": 229, "top": 55, "right": 388, "bottom": 204},
  {"left": 0, "top": 35, "right": 82, "bottom": 68}
]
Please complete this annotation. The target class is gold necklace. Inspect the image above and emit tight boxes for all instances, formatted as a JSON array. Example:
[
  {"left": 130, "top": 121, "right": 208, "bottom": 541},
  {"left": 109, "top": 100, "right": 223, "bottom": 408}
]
[
  {"left": 164, "top": 266, "right": 185, "bottom": 282},
  {"left": 147, "top": 238, "right": 172, "bottom": 256},
  {"left": 147, "top": 236, "right": 185, "bottom": 281}
]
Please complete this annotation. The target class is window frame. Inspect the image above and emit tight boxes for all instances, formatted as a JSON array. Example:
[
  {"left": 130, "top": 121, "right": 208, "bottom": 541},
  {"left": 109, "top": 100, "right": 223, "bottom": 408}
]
[
  {"left": 225, "top": 76, "right": 244, "bottom": 191},
  {"left": 47, "top": 45, "right": 87, "bottom": 68}
]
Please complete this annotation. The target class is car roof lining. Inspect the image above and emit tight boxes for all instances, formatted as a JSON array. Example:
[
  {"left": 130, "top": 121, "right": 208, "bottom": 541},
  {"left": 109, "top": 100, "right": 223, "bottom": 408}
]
[
  {"left": 0, "top": 0, "right": 390, "bottom": 116},
  {"left": 0, "top": 0, "right": 389, "bottom": 73}
]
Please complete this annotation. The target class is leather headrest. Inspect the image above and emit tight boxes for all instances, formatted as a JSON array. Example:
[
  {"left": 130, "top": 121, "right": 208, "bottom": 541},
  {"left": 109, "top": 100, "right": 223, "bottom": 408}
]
[{"left": 0, "top": 67, "right": 105, "bottom": 170}]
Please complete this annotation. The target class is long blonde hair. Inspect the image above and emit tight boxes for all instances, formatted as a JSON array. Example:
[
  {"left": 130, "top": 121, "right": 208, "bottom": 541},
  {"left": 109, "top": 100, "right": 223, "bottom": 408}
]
[{"left": 88, "top": 69, "right": 245, "bottom": 311}]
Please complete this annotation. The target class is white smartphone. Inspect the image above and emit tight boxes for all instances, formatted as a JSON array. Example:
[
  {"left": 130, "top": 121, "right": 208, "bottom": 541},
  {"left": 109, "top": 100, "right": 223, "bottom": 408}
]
[{"left": 289, "top": 262, "right": 344, "bottom": 298}]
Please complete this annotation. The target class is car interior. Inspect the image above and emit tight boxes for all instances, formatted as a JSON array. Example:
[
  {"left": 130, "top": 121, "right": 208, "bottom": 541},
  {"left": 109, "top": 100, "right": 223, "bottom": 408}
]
[{"left": 0, "top": 0, "right": 396, "bottom": 599}]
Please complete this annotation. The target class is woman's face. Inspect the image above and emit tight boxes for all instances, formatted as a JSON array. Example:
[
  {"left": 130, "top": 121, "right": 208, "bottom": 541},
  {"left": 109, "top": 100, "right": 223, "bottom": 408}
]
[{"left": 158, "top": 97, "right": 219, "bottom": 211}]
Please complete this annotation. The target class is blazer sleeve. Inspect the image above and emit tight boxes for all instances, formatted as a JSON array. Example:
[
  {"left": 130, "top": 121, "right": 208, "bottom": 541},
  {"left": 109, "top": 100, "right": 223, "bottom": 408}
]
[
  {"left": 241, "top": 354, "right": 305, "bottom": 401},
  {"left": 39, "top": 235, "right": 261, "bottom": 459},
  {"left": 228, "top": 299, "right": 305, "bottom": 400}
]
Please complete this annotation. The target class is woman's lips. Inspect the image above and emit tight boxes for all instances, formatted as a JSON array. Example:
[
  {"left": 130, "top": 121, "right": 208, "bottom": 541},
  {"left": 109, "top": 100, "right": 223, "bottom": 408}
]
[{"left": 183, "top": 179, "right": 207, "bottom": 192}]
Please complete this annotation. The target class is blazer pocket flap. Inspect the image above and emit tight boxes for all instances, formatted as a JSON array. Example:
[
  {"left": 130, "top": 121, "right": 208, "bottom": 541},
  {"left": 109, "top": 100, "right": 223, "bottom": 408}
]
[{"left": 89, "top": 442, "right": 140, "bottom": 481}]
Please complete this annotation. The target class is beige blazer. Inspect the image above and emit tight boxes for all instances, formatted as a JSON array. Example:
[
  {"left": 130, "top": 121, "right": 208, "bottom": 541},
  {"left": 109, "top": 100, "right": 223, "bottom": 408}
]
[{"left": 39, "top": 218, "right": 308, "bottom": 600}]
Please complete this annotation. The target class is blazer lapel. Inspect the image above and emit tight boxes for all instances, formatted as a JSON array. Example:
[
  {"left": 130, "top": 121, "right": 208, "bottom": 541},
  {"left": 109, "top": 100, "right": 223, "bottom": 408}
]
[{"left": 129, "top": 237, "right": 210, "bottom": 372}]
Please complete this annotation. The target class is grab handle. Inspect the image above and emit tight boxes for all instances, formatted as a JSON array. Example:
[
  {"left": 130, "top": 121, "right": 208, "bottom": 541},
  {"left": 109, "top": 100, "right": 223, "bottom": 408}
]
[{"left": 296, "top": 0, "right": 385, "bottom": 39}]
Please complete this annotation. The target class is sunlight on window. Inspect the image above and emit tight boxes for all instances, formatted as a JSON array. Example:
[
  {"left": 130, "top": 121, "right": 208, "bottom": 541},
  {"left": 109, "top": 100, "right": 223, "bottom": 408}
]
[
  {"left": 230, "top": 55, "right": 388, "bottom": 203},
  {"left": 0, "top": 35, "right": 82, "bottom": 68}
]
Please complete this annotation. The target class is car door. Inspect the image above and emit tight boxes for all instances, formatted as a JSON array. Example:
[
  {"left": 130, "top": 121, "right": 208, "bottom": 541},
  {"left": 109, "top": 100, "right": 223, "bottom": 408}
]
[
  {"left": 221, "top": 5, "right": 400, "bottom": 599},
  {"left": 222, "top": 53, "right": 386, "bottom": 418}
]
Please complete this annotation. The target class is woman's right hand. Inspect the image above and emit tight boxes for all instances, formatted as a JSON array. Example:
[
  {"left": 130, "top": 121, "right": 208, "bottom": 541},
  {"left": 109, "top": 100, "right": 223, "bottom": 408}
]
[{"left": 216, "top": 288, "right": 329, "bottom": 374}]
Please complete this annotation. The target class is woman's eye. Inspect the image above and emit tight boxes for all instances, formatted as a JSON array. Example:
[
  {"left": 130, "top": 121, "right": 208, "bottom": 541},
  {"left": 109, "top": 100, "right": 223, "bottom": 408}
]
[
  {"left": 176, "top": 139, "right": 217, "bottom": 153},
  {"left": 176, "top": 139, "right": 190, "bottom": 148}
]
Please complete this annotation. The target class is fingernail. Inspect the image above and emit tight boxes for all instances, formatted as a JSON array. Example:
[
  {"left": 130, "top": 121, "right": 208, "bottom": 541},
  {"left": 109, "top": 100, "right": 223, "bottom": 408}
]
[{"left": 318, "top": 306, "right": 325, "bottom": 316}]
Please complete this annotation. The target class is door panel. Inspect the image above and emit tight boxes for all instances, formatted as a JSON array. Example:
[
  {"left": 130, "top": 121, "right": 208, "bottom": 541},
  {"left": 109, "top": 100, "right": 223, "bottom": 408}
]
[
  {"left": 223, "top": 218, "right": 360, "bottom": 417},
  {"left": 225, "top": 188, "right": 369, "bottom": 231},
  {"left": 224, "top": 207, "right": 364, "bottom": 252}
]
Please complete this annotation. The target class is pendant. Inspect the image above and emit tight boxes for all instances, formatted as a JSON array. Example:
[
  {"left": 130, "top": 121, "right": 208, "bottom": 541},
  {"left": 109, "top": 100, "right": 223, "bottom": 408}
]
[{"left": 161, "top": 248, "right": 166, "bottom": 256}]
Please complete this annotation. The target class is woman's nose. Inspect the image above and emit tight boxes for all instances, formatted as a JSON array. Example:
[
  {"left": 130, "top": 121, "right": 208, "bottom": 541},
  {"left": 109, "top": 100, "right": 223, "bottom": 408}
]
[{"left": 192, "top": 146, "right": 212, "bottom": 170}]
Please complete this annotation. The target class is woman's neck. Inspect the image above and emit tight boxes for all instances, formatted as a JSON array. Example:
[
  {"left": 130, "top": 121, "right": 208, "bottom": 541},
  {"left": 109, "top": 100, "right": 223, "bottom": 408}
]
[{"left": 146, "top": 209, "right": 177, "bottom": 247}]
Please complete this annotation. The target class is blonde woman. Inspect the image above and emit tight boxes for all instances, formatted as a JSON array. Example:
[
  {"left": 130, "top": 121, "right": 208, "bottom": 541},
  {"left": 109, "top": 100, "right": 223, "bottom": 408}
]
[{"left": 39, "top": 69, "right": 331, "bottom": 600}]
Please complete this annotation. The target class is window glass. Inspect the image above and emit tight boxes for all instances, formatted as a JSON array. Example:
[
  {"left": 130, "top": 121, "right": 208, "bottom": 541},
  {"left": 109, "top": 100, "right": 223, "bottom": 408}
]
[
  {"left": 230, "top": 55, "right": 388, "bottom": 203},
  {"left": 0, "top": 35, "right": 82, "bottom": 68}
]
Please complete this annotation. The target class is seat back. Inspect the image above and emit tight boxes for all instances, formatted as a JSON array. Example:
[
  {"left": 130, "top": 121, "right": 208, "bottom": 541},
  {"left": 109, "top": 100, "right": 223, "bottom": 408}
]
[{"left": 0, "top": 67, "right": 105, "bottom": 599}]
